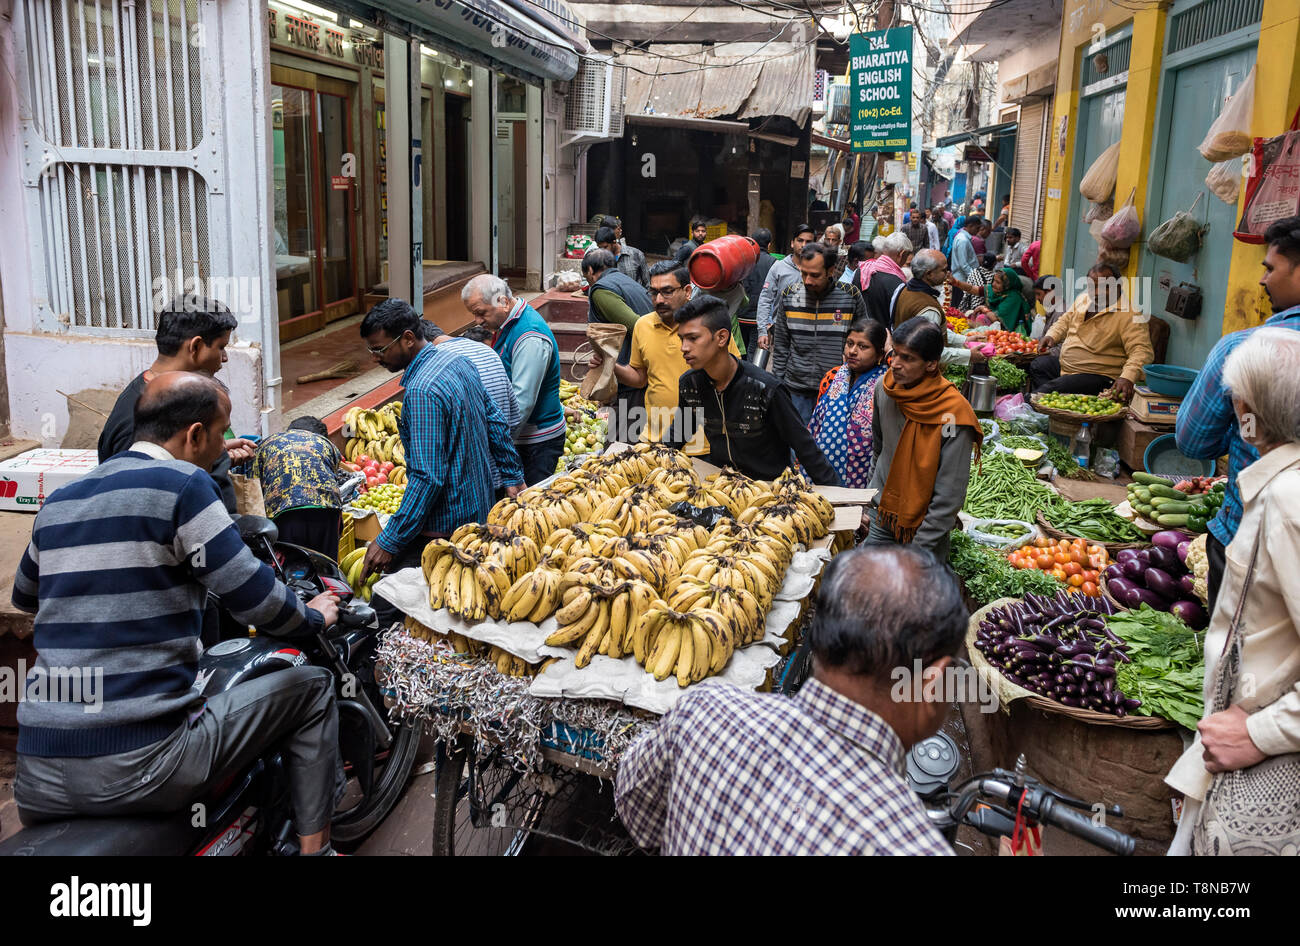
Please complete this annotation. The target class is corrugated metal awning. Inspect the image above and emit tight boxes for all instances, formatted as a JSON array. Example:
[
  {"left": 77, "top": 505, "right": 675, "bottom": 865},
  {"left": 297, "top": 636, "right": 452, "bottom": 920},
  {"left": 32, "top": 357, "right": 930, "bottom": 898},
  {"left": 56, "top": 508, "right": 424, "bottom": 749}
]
[{"left": 620, "top": 45, "right": 814, "bottom": 127}]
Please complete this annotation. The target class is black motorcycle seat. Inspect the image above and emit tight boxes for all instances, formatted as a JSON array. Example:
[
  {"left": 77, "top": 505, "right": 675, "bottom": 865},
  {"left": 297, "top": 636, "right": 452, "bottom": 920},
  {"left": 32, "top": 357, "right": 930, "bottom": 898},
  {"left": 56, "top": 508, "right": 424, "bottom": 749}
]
[{"left": 0, "top": 812, "right": 194, "bottom": 856}]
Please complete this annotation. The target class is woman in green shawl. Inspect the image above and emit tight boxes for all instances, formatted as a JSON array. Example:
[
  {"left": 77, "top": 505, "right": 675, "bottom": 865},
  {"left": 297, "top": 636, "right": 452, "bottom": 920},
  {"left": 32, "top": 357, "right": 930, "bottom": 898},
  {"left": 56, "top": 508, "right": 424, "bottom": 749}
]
[{"left": 951, "top": 266, "right": 1032, "bottom": 335}]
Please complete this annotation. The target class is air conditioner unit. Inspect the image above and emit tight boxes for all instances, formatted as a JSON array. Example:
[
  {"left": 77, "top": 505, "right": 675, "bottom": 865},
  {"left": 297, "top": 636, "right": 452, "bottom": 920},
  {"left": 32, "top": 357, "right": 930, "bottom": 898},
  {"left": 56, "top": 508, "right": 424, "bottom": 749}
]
[{"left": 562, "top": 56, "right": 626, "bottom": 146}]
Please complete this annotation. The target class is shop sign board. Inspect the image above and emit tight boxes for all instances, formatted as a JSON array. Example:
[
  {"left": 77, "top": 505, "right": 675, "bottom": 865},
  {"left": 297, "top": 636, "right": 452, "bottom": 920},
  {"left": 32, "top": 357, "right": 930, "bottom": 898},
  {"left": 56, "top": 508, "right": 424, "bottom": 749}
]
[{"left": 850, "top": 27, "right": 913, "bottom": 153}]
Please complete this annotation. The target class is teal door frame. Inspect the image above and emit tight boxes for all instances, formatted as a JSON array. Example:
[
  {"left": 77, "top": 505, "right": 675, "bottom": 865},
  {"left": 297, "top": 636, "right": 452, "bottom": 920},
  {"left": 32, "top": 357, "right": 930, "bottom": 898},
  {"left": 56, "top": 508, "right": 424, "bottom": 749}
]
[{"left": 1141, "top": 0, "right": 1261, "bottom": 366}]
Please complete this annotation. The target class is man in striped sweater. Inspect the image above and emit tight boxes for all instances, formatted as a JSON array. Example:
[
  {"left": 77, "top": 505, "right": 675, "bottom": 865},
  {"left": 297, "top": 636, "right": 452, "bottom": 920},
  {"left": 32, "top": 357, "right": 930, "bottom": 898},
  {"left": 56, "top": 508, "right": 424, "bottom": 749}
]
[
  {"left": 13, "top": 372, "right": 344, "bottom": 855},
  {"left": 770, "top": 243, "right": 869, "bottom": 424}
]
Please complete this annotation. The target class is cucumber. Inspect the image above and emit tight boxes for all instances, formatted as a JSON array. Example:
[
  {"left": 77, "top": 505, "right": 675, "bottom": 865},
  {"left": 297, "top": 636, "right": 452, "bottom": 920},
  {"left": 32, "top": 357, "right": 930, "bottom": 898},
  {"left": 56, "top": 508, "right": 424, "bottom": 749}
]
[
  {"left": 1136, "top": 488, "right": 1152, "bottom": 503},
  {"left": 1156, "top": 513, "right": 1190, "bottom": 526},
  {"left": 1149, "top": 484, "right": 1188, "bottom": 500},
  {"left": 1153, "top": 501, "right": 1192, "bottom": 515},
  {"left": 1132, "top": 472, "right": 1172, "bottom": 486}
]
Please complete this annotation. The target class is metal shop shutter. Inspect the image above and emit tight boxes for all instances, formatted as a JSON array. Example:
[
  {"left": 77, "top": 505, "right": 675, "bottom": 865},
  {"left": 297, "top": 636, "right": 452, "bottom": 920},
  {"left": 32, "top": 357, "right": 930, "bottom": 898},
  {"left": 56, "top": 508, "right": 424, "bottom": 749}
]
[{"left": 1010, "top": 98, "right": 1046, "bottom": 240}]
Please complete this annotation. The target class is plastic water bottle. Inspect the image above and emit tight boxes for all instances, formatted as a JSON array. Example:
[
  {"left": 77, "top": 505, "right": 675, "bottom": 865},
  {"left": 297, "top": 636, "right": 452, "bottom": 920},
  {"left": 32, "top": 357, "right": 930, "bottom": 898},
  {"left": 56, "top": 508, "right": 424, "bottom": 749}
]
[{"left": 1072, "top": 422, "right": 1093, "bottom": 470}]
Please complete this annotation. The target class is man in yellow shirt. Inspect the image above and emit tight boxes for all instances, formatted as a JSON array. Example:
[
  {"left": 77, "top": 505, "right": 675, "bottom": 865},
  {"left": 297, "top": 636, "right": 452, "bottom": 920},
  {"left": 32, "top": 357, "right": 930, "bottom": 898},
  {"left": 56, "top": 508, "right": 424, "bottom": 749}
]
[
  {"left": 589, "top": 260, "right": 737, "bottom": 441},
  {"left": 1029, "top": 262, "right": 1154, "bottom": 400}
]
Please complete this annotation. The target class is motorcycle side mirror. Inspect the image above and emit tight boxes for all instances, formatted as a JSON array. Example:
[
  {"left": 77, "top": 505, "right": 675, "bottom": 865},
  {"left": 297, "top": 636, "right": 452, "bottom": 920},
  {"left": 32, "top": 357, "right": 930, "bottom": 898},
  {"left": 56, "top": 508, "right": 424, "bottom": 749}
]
[{"left": 235, "top": 515, "right": 279, "bottom": 546}]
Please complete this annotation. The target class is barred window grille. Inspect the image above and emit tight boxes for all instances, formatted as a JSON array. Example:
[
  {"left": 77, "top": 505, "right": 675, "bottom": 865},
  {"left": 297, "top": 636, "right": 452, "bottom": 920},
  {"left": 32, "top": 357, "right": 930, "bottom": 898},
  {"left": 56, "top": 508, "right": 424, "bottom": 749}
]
[
  {"left": 1169, "top": 0, "right": 1264, "bottom": 54},
  {"left": 21, "top": 0, "right": 210, "bottom": 333}
]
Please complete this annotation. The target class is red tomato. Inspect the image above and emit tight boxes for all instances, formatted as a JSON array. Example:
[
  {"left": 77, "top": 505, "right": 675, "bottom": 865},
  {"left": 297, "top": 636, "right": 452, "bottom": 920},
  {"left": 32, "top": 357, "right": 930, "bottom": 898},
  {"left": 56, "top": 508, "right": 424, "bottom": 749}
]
[
  {"left": 1081, "top": 581, "right": 1099, "bottom": 597},
  {"left": 1036, "top": 554, "right": 1053, "bottom": 570},
  {"left": 1068, "top": 574, "right": 1085, "bottom": 587},
  {"left": 1063, "top": 562, "right": 1082, "bottom": 577}
]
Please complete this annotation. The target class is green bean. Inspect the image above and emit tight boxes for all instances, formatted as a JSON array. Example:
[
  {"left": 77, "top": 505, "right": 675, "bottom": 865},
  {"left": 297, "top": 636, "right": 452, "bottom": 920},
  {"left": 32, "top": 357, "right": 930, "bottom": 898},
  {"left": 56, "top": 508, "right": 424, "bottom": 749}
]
[{"left": 963, "top": 452, "right": 1057, "bottom": 521}]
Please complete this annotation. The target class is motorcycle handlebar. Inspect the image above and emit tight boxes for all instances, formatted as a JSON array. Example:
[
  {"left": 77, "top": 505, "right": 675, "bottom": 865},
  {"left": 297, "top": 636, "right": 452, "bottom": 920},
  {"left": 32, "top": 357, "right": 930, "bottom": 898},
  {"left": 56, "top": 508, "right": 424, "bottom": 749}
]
[{"left": 1034, "top": 792, "right": 1135, "bottom": 856}]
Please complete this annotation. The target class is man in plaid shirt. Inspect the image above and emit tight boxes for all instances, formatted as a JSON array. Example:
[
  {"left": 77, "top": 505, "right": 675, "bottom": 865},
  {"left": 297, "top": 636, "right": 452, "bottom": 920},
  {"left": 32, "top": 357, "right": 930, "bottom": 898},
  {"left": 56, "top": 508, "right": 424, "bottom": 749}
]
[
  {"left": 1176, "top": 216, "right": 1300, "bottom": 610},
  {"left": 615, "top": 545, "right": 960, "bottom": 855},
  {"left": 358, "top": 299, "right": 525, "bottom": 625}
]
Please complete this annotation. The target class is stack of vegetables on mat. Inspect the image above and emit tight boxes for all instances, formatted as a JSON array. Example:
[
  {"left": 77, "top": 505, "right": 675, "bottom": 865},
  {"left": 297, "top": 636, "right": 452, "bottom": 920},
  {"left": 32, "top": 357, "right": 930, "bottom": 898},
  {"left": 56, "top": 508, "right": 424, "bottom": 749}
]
[
  {"left": 1005, "top": 536, "right": 1108, "bottom": 595},
  {"left": 1125, "top": 473, "right": 1224, "bottom": 533},
  {"left": 942, "top": 357, "right": 1027, "bottom": 392},
  {"left": 974, "top": 593, "right": 1205, "bottom": 728},
  {"left": 1102, "top": 530, "right": 1208, "bottom": 628}
]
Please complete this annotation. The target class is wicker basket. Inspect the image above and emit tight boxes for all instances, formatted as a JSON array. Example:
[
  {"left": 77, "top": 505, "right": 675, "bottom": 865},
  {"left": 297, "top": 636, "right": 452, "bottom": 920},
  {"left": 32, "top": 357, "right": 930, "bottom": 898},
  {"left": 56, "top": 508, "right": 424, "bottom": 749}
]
[
  {"left": 965, "top": 598, "right": 1175, "bottom": 730},
  {"left": 1100, "top": 574, "right": 1126, "bottom": 612},
  {"left": 1035, "top": 512, "right": 1151, "bottom": 554},
  {"left": 1029, "top": 394, "right": 1126, "bottom": 425},
  {"left": 1000, "top": 350, "right": 1038, "bottom": 367}
]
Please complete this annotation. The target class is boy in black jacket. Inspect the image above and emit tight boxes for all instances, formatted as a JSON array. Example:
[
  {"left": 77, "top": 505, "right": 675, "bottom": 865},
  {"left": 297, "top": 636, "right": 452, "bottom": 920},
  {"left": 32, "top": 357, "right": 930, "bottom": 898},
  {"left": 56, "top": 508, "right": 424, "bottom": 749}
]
[{"left": 668, "top": 294, "right": 838, "bottom": 486}]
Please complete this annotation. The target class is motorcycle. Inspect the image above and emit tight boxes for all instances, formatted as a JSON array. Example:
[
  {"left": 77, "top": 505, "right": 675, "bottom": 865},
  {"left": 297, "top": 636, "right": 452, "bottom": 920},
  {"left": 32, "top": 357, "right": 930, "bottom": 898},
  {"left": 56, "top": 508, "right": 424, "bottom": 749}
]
[{"left": 0, "top": 515, "right": 420, "bottom": 856}]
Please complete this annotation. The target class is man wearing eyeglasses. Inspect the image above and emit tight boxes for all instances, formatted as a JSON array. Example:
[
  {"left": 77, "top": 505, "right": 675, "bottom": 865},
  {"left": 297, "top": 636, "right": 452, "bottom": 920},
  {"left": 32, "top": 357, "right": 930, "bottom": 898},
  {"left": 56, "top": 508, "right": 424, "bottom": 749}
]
[
  {"left": 589, "top": 261, "right": 737, "bottom": 442},
  {"left": 358, "top": 299, "right": 525, "bottom": 625},
  {"left": 892, "top": 249, "right": 982, "bottom": 366}
]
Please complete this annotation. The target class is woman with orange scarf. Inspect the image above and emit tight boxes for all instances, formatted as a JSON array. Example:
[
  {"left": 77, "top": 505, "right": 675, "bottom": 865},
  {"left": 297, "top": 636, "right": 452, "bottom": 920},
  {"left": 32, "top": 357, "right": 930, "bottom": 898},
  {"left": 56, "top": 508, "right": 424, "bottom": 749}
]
[{"left": 865, "top": 318, "right": 983, "bottom": 559}]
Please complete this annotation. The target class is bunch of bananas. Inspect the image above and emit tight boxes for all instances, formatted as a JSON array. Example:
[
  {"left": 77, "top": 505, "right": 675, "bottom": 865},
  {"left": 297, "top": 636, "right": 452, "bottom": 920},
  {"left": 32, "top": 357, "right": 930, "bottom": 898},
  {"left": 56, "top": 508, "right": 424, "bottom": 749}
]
[
  {"left": 421, "top": 541, "right": 512, "bottom": 622},
  {"left": 737, "top": 499, "right": 831, "bottom": 547},
  {"left": 343, "top": 404, "right": 406, "bottom": 467},
  {"left": 487, "top": 487, "right": 595, "bottom": 546},
  {"left": 546, "top": 523, "right": 628, "bottom": 561},
  {"left": 590, "top": 483, "right": 677, "bottom": 535},
  {"left": 546, "top": 575, "right": 658, "bottom": 668},
  {"left": 664, "top": 576, "right": 764, "bottom": 645},
  {"left": 499, "top": 559, "right": 565, "bottom": 623},
  {"left": 447, "top": 523, "right": 541, "bottom": 584},
  {"left": 339, "top": 547, "right": 381, "bottom": 600},
  {"left": 634, "top": 604, "right": 738, "bottom": 687},
  {"left": 677, "top": 547, "right": 783, "bottom": 611},
  {"left": 703, "top": 469, "right": 773, "bottom": 516}
]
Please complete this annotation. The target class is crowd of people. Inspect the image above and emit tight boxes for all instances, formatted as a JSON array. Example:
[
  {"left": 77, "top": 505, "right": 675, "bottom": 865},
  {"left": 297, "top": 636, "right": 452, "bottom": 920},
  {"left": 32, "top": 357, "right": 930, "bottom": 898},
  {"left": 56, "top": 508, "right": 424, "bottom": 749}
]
[{"left": 11, "top": 195, "right": 1300, "bottom": 857}]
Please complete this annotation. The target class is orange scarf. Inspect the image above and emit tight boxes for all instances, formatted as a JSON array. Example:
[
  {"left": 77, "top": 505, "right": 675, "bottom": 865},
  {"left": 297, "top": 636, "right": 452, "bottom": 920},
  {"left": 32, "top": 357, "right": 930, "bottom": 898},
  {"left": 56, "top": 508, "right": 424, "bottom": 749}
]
[{"left": 877, "top": 370, "right": 983, "bottom": 543}]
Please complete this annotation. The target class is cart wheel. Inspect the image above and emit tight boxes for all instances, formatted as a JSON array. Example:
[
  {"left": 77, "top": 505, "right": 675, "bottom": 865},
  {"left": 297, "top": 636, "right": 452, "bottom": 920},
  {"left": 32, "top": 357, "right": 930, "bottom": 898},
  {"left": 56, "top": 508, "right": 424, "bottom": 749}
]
[
  {"left": 332, "top": 718, "right": 422, "bottom": 846},
  {"left": 431, "top": 735, "right": 545, "bottom": 856}
]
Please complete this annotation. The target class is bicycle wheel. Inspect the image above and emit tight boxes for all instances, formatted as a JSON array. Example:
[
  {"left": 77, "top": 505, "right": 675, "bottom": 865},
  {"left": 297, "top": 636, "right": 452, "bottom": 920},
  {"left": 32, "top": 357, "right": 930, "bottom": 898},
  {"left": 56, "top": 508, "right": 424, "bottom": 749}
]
[
  {"left": 778, "top": 638, "right": 813, "bottom": 695},
  {"left": 431, "top": 735, "right": 545, "bottom": 856},
  {"left": 332, "top": 718, "right": 422, "bottom": 846}
]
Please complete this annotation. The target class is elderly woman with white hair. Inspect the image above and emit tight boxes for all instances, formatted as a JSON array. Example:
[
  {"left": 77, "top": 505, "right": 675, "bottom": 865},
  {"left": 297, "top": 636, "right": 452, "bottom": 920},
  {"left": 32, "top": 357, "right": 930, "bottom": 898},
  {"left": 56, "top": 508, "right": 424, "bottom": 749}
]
[{"left": 1166, "top": 327, "right": 1300, "bottom": 856}]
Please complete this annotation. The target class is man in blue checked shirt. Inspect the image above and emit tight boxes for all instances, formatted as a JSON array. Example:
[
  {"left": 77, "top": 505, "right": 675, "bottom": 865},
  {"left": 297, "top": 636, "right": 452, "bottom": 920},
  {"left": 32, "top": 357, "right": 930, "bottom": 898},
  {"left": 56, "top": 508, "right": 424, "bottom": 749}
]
[
  {"left": 615, "top": 545, "right": 958, "bottom": 855},
  {"left": 358, "top": 299, "right": 525, "bottom": 626},
  {"left": 1177, "top": 215, "right": 1300, "bottom": 612}
]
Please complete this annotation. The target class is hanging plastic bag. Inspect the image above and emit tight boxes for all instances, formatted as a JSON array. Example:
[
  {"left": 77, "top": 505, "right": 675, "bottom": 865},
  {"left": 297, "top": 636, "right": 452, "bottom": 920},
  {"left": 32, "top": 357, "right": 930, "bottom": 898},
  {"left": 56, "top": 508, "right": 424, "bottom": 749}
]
[
  {"left": 1235, "top": 129, "right": 1300, "bottom": 243},
  {"left": 1205, "top": 159, "right": 1242, "bottom": 204},
  {"left": 1079, "top": 141, "right": 1122, "bottom": 202},
  {"left": 1100, "top": 188, "right": 1141, "bottom": 248},
  {"left": 1199, "top": 65, "right": 1257, "bottom": 162},
  {"left": 1083, "top": 200, "right": 1113, "bottom": 224},
  {"left": 1149, "top": 192, "right": 1207, "bottom": 262},
  {"left": 1096, "top": 243, "right": 1131, "bottom": 271}
]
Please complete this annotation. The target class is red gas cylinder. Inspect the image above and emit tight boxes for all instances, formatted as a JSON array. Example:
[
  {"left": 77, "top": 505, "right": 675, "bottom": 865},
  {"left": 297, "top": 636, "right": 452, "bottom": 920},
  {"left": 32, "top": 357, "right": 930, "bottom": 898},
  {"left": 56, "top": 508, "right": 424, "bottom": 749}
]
[{"left": 688, "top": 235, "right": 759, "bottom": 291}]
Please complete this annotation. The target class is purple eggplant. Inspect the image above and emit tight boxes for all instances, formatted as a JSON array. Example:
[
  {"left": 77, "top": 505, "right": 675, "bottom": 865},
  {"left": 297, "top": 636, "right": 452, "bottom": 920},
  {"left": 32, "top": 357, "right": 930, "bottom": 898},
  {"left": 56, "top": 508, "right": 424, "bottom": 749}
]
[
  {"left": 1130, "top": 586, "right": 1172, "bottom": 611},
  {"left": 1115, "top": 548, "right": 1141, "bottom": 564},
  {"left": 1121, "top": 558, "right": 1146, "bottom": 581},
  {"left": 1106, "top": 576, "right": 1139, "bottom": 608},
  {"left": 1103, "top": 563, "right": 1126, "bottom": 584},
  {"left": 1178, "top": 573, "right": 1197, "bottom": 596},
  {"left": 1177, "top": 540, "right": 1191, "bottom": 564},
  {"left": 1146, "top": 546, "right": 1180, "bottom": 571},
  {"left": 1152, "top": 529, "right": 1192, "bottom": 551},
  {"left": 1170, "top": 599, "right": 1209, "bottom": 630},
  {"left": 1144, "top": 567, "right": 1182, "bottom": 602}
]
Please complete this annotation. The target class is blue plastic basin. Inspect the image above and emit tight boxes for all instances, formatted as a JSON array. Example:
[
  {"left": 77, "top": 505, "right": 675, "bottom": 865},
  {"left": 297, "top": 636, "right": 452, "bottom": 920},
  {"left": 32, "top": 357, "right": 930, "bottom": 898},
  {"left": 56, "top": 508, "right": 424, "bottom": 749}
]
[
  {"left": 1144, "top": 433, "right": 1216, "bottom": 479},
  {"left": 1143, "top": 364, "right": 1199, "bottom": 399}
]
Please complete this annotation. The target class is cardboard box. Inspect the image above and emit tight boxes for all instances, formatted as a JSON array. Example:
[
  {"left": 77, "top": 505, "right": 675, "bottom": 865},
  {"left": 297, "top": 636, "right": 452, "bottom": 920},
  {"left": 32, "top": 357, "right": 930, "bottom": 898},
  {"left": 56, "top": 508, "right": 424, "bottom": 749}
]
[
  {"left": 1117, "top": 415, "right": 1172, "bottom": 472},
  {"left": 1130, "top": 386, "right": 1183, "bottom": 425},
  {"left": 0, "top": 449, "right": 99, "bottom": 512}
]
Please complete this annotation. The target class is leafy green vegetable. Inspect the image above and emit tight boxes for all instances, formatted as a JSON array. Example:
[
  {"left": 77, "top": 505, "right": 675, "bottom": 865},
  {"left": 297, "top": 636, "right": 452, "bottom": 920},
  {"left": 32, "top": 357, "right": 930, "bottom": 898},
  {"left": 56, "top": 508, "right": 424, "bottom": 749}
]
[
  {"left": 1044, "top": 497, "right": 1147, "bottom": 542},
  {"left": 999, "top": 435, "right": 1047, "bottom": 452},
  {"left": 1045, "top": 436, "right": 1096, "bottom": 481},
  {"left": 988, "top": 357, "right": 1026, "bottom": 392},
  {"left": 949, "top": 530, "right": 1062, "bottom": 606},
  {"left": 1105, "top": 605, "right": 1205, "bottom": 730}
]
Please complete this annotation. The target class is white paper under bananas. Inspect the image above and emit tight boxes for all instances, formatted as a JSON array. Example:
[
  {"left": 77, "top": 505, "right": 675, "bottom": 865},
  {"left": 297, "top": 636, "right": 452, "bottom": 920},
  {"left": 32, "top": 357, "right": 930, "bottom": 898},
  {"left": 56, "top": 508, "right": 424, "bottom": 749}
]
[{"left": 371, "top": 568, "right": 572, "bottom": 663}]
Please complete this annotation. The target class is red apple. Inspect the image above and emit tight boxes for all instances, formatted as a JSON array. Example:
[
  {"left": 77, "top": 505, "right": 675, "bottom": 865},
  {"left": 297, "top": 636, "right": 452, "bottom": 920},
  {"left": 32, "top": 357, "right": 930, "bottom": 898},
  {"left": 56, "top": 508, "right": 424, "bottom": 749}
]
[
  {"left": 376, "top": 473, "right": 388, "bottom": 484},
  {"left": 357, "top": 454, "right": 371, "bottom": 465},
  {"left": 380, "top": 461, "right": 394, "bottom": 474},
  {"left": 366, "top": 475, "right": 378, "bottom": 487}
]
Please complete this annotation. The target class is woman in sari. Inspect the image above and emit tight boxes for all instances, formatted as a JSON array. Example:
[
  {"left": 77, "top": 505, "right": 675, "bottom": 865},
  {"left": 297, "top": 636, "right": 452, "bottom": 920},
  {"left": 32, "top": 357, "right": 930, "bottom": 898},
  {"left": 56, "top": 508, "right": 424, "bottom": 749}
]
[
  {"left": 808, "top": 318, "right": 889, "bottom": 488},
  {"left": 952, "top": 265, "right": 1032, "bottom": 335}
]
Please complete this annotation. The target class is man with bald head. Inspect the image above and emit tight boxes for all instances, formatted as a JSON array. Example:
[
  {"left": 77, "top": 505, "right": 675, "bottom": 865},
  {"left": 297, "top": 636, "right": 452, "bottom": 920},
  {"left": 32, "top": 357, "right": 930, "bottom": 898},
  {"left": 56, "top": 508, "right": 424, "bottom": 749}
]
[
  {"left": 13, "top": 371, "right": 346, "bottom": 855},
  {"left": 615, "top": 544, "right": 961, "bottom": 855}
]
